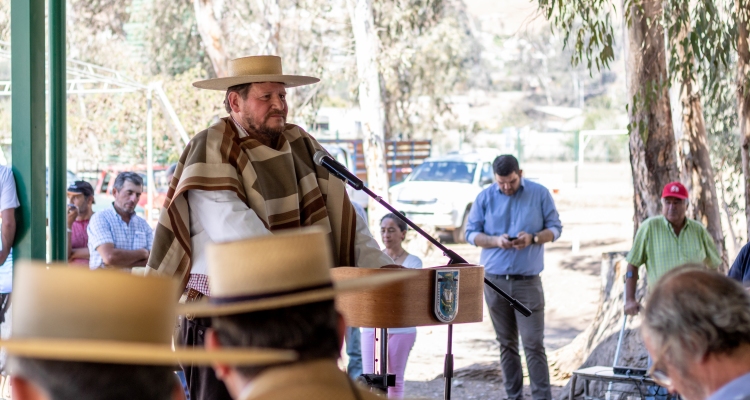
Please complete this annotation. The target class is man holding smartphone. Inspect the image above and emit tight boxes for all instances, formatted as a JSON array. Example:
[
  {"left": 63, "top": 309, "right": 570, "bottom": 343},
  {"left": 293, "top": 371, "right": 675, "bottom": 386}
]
[{"left": 465, "top": 155, "right": 562, "bottom": 400}]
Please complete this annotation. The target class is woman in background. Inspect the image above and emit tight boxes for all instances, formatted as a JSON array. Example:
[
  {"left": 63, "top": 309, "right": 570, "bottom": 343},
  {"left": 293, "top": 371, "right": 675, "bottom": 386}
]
[{"left": 361, "top": 213, "right": 422, "bottom": 398}]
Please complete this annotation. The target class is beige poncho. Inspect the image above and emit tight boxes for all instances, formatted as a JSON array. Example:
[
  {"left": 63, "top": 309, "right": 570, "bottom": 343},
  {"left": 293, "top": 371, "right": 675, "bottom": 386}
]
[{"left": 146, "top": 117, "right": 357, "bottom": 290}]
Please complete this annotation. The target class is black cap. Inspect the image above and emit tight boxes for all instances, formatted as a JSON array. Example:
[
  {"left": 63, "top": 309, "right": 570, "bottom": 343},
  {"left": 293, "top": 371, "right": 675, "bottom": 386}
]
[{"left": 67, "top": 181, "right": 94, "bottom": 197}]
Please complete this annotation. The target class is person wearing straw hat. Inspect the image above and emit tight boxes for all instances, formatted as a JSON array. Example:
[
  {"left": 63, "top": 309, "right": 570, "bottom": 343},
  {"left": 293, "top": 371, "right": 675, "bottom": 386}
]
[
  {"left": 178, "top": 228, "right": 409, "bottom": 400},
  {"left": 147, "top": 55, "right": 394, "bottom": 400},
  {"left": 3, "top": 261, "right": 294, "bottom": 400}
]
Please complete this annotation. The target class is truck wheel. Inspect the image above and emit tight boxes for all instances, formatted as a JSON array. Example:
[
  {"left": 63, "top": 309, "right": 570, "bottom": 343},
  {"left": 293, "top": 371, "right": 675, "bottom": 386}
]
[{"left": 452, "top": 210, "right": 470, "bottom": 244}]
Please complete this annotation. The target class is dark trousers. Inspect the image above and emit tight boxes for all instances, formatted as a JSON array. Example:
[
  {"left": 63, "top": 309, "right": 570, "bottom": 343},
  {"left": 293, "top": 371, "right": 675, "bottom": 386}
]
[
  {"left": 180, "top": 316, "right": 232, "bottom": 400},
  {"left": 484, "top": 274, "right": 551, "bottom": 400}
]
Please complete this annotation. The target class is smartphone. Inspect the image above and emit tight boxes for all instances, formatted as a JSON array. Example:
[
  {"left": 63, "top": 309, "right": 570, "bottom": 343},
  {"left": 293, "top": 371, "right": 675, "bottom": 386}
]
[{"left": 508, "top": 236, "right": 518, "bottom": 241}]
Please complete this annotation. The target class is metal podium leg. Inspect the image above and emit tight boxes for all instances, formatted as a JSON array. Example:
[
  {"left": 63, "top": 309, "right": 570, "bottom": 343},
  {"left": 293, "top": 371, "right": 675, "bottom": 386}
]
[
  {"left": 380, "top": 328, "right": 388, "bottom": 377},
  {"left": 444, "top": 324, "right": 454, "bottom": 400}
]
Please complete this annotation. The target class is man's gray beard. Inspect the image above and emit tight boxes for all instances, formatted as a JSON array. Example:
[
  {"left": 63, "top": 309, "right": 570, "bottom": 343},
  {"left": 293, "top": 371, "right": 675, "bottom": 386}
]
[{"left": 245, "top": 115, "right": 285, "bottom": 144}]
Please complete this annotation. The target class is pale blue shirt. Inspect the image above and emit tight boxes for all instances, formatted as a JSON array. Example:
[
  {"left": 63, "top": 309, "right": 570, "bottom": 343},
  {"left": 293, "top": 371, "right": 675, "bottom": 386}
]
[
  {"left": 87, "top": 204, "right": 153, "bottom": 269},
  {"left": 707, "top": 371, "right": 750, "bottom": 400},
  {"left": 465, "top": 179, "right": 562, "bottom": 275}
]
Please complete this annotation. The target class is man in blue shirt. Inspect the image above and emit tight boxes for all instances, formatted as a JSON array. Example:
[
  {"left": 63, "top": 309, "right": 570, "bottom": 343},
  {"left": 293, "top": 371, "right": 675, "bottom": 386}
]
[
  {"left": 728, "top": 241, "right": 750, "bottom": 285},
  {"left": 465, "top": 155, "right": 562, "bottom": 400}
]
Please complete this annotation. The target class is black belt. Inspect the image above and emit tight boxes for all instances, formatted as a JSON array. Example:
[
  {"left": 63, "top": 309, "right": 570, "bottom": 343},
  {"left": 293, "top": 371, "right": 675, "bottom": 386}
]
[{"left": 492, "top": 274, "right": 538, "bottom": 281}]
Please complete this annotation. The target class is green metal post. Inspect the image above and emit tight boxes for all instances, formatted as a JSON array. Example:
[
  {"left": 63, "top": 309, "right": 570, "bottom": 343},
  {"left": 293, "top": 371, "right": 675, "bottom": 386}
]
[
  {"left": 11, "top": 0, "right": 47, "bottom": 261},
  {"left": 50, "top": 0, "right": 67, "bottom": 262}
]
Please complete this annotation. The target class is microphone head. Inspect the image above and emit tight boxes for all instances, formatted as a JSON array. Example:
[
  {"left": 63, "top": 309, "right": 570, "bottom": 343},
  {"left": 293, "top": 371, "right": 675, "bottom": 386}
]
[{"left": 313, "top": 150, "right": 329, "bottom": 166}]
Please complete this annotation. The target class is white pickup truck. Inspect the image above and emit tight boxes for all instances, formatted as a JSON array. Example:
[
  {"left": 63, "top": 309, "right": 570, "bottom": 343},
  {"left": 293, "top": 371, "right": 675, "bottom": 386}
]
[{"left": 388, "top": 151, "right": 498, "bottom": 243}]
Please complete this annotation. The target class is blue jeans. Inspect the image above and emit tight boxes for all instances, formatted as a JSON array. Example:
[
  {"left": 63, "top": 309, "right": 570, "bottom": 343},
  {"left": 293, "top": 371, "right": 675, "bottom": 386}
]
[{"left": 345, "top": 327, "right": 363, "bottom": 379}]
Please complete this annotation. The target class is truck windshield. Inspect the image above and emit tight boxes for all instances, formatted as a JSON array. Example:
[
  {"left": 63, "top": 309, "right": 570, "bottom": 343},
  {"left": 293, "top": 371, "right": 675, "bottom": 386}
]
[{"left": 410, "top": 162, "right": 477, "bottom": 183}]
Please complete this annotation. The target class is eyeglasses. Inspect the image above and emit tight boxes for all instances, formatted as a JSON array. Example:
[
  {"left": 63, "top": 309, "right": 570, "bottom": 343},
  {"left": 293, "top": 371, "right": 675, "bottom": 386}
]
[
  {"left": 648, "top": 367, "right": 673, "bottom": 389},
  {"left": 647, "top": 345, "right": 674, "bottom": 391}
]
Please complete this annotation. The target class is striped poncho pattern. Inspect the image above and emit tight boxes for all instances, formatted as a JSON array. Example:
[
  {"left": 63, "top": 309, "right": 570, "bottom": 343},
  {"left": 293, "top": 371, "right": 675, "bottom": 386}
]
[{"left": 146, "top": 117, "right": 357, "bottom": 290}]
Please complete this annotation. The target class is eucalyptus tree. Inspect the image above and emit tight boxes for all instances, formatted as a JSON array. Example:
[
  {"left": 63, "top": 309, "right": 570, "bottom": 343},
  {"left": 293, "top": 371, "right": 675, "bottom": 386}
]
[
  {"left": 738, "top": 0, "right": 750, "bottom": 239},
  {"left": 538, "top": 0, "right": 732, "bottom": 261}
]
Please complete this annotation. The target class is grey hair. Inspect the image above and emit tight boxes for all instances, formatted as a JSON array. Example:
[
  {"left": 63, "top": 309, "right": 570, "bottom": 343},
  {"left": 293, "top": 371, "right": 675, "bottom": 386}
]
[
  {"left": 642, "top": 264, "right": 750, "bottom": 373},
  {"left": 113, "top": 171, "right": 143, "bottom": 191},
  {"left": 224, "top": 83, "right": 252, "bottom": 113},
  {"left": 7, "top": 356, "right": 177, "bottom": 400}
]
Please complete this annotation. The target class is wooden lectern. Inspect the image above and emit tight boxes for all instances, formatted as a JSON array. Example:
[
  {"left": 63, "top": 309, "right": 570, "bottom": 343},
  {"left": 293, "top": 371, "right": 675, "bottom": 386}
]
[
  {"left": 332, "top": 265, "right": 485, "bottom": 327},
  {"left": 332, "top": 264, "right": 485, "bottom": 399}
]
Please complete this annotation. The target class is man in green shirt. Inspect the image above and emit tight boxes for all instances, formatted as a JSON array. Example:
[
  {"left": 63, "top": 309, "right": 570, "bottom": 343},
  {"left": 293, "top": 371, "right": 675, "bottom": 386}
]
[{"left": 624, "top": 182, "right": 721, "bottom": 315}]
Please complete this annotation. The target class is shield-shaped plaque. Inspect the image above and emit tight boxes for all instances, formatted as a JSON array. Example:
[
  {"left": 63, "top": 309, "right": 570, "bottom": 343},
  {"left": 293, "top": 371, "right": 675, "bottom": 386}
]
[{"left": 434, "top": 269, "right": 459, "bottom": 323}]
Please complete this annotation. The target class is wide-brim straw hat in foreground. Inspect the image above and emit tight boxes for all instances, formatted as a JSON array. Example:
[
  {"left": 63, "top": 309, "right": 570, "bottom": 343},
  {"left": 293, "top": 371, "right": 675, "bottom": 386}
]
[
  {"left": 193, "top": 55, "right": 319, "bottom": 90},
  {"left": 0, "top": 261, "right": 296, "bottom": 366},
  {"left": 178, "top": 227, "right": 415, "bottom": 318}
]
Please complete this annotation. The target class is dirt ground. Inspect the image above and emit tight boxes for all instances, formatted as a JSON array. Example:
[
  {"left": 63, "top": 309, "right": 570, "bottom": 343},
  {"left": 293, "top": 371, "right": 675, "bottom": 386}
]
[{"left": 397, "top": 162, "right": 636, "bottom": 400}]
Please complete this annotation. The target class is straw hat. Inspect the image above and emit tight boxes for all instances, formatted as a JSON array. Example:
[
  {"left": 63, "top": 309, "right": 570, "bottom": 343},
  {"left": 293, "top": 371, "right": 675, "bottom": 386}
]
[
  {"left": 178, "top": 227, "right": 414, "bottom": 317},
  {"left": 0, "top": 261, "right": 296, "bottom": 366},
  {"left": 193, "top": 56, "right": 319, "bottom": 90}
]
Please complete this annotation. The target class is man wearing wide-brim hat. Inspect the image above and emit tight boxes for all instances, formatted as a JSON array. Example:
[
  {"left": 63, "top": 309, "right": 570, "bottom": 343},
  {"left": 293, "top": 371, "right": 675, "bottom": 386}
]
[
  {"left": 2, "top": 262, "right": 294, "bottom": 400},
  {"left": 178, "top": 228, "right": 411, "bottom": 400},
  {"left": 147, "top": 56, "right": 395, "bottom": 400}
]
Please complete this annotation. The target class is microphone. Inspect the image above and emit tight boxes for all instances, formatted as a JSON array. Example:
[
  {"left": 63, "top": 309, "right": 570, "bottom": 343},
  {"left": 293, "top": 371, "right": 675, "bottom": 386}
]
[{"left": 313, "top": 150, "right": 364, "bottom": 190}]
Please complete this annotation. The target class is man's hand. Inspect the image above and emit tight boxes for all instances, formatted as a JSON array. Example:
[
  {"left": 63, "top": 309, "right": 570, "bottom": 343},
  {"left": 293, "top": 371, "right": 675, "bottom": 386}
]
[
  {"left": 624, "top": 300, "right": 641, "bottom": 316},
  {"left": 496, "top": 234, "right": 513, "bottom": 249},
  {"left": 66, "top": 205, "right": 78, "bottom": 228},
  {"left": 513, "top": 231, "right": 533, "bottom": 250}
]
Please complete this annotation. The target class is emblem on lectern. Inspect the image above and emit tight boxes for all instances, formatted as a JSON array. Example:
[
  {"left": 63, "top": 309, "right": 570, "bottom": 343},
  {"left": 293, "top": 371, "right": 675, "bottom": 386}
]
[{"left": 434, "top": 270, "right": 459, "bottom": 323}]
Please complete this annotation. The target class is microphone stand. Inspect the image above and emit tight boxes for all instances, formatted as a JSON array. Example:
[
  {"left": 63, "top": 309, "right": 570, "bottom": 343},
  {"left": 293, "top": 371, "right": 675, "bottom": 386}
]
[
  {"left": 356, "top": 184, "right": 532, "bottom": 400},
  {"left": 318, "top": 154, "right": 532, "bottom": 399}
]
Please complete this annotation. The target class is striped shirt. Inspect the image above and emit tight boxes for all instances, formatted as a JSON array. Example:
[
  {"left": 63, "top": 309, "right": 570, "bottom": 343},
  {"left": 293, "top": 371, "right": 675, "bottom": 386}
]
[
  {"left": 626, "top": 215, "right": 721, "bottom": 286},
  {"left": 87, "top": 204, "right": 153, "bottom": 269}
]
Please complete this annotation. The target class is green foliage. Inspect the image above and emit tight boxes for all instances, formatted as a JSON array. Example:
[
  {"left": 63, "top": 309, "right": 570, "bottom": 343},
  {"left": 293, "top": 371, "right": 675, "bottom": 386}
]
[
  {"left": 663, "top": 0, "right": 735, "bottom": 104},
  {"left": 625, "top": 76, "right": 670, "bottom": 143},
  {"left": 372, "top": 0, "right": 481, "bottom": 139},
  {"left": 143, "top": 0, "right": 211, "bottom": 76},
  {"left": 536, "top": 0, "right": 617, "bottom": 73}
]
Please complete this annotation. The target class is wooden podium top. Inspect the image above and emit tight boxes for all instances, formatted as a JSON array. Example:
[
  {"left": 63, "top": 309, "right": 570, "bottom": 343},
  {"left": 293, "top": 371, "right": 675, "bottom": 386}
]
[{"left": 331, "top": 264, "right": 484, "bottom": 328}]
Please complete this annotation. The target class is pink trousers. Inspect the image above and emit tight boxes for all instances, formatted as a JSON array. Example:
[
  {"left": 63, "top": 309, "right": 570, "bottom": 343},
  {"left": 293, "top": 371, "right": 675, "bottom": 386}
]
[{"left": 361, "top": 330, "right": 417, "bottom": 399}]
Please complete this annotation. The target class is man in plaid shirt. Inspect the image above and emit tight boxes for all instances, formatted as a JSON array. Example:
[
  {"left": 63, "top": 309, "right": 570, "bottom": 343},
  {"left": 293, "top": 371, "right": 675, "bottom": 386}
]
[
  {"left": 624, "top": 181, "right": 721, "bottom": 316},
  {"left": 87, "top": 172, "right": 153, "bottom": 270}
]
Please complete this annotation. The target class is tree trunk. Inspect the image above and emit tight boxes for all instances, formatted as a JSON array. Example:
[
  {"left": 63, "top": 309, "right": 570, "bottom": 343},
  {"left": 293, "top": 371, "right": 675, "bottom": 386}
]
[
  {"left": 679, "top": 87, "right": 728, "bottom": 269},
  {"left": 193, "top": 0, "right": 229, "bottom": 77},
  {"left": 626, "top": 0, "right": 680, "bottom": 230},
  {"left": 347, "top": 0, "right": 390, "bottom": 226},
  {"left": 673, "top": 15, "right": 728, "bottom": 269},
  {"left": 738, "top": 0, "right": 750, "bottom": 240}
]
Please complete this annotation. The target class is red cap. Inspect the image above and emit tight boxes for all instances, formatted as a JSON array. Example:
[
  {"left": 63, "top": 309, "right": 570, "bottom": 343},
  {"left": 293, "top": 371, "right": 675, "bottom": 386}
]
[{"left": 662, "top": 182, "right": 688, "bottom": 200}]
